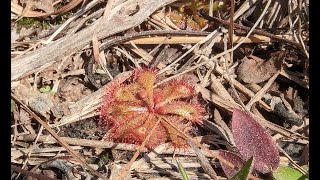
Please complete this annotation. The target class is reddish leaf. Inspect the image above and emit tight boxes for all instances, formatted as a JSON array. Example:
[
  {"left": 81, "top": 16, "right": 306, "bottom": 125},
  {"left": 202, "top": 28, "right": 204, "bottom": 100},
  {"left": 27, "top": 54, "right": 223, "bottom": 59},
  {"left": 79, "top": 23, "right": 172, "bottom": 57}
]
[
  {"left": 156, "top": 101, "right": 203, "bottom": 123},
  {"left": 100, "top": 68, "right": 205, "bottom": 149},
  {"left": 231, "top": 109, "right": 279, "bottom": 173},
  {"left": 218, "top": 150, "right": 246, "bottom": 179}
]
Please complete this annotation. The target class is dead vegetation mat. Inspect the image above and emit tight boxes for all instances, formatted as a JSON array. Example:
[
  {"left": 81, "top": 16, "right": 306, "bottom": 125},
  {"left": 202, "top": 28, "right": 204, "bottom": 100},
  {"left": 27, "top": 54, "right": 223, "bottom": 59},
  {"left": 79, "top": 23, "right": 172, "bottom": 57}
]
[{"left": 11, "top": 0, "right": 309, "bottom": 179}]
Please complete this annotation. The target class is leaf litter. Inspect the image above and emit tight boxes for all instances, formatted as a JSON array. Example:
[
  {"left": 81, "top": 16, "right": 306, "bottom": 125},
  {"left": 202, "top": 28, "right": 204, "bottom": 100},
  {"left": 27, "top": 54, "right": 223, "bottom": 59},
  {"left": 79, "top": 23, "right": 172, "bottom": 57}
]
[{"left": 11, "top": 0, "right": 309, "bottom": 179}]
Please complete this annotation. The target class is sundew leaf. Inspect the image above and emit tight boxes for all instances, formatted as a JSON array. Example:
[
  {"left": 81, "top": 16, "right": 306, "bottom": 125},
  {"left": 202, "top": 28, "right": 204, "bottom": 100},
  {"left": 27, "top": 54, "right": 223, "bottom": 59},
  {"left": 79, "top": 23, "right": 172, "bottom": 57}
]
[
  {"left": 231, "top": 109, "right": 279, "bottom": 173},
  {"left": 218, "top": 150, "right": 246, "bottom": 179},
  {"left": 272, "top": 166, "right": 309, "bottom": 180},
  {"left": 230, "top": 156, "right": 254, "bottom": 180},
  {"left": 156, "top": 101, "right": 203, "bottom": 123}
]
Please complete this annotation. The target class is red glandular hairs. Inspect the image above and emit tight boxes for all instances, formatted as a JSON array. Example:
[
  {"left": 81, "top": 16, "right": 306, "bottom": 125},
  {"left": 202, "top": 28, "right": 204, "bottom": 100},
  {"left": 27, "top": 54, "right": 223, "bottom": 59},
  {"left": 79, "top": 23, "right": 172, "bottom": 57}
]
[{"left": 100, "top": 68, "right": 205, "bottom": 149}]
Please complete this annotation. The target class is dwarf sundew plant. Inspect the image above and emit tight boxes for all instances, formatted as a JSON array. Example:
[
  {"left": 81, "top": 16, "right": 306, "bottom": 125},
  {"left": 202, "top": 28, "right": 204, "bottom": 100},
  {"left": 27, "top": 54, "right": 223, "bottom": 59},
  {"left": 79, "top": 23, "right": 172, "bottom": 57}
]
[{"left": 100, "top": 68, "right": 205, "bottom": 149}]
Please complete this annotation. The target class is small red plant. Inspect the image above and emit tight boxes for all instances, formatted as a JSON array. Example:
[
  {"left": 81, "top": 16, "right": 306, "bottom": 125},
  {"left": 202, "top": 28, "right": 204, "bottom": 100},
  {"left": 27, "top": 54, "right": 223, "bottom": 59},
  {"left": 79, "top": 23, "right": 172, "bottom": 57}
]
[{"left": 100, "top": 68, "right": 204, "bottom": 149}]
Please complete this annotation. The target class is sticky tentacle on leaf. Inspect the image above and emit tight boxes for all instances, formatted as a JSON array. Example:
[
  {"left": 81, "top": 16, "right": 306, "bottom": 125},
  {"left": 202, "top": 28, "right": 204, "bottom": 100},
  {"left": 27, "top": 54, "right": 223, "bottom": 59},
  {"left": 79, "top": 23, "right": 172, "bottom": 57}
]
[{"left": 156, "top": 101, "right": 203, "bottom": 123}]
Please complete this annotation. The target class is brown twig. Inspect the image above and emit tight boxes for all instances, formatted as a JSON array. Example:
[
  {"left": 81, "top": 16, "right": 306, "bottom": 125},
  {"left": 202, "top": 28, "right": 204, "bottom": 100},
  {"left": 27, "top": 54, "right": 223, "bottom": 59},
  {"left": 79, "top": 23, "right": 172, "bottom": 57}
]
[
  {"left": 11, "top": 93, "right": 106, "bottom": 179},
  {"left": 118, "top": 118, "right": 161, "bottom": 180},
  {"left": 199, "top": 9, "right": 309, "bottom": 50},
  {"left": 11, "top": 0, "right": 179, "bottom": 81},
  {"left": 86, "top": 30, "right": 212, "bottom": 89},
  {"left": 186, "top": 140, "right": 218, "bottom": 180},
  {"left": 229, "top": 0, "right": 235, "bottom": 50}
]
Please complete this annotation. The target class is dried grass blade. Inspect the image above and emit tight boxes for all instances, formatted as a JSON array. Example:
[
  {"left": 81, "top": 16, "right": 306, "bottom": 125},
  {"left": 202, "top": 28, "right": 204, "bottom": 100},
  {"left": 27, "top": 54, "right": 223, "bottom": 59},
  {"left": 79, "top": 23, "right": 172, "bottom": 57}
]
[{"left": 11, "top": 93, "right": 106, "bottom": 179}]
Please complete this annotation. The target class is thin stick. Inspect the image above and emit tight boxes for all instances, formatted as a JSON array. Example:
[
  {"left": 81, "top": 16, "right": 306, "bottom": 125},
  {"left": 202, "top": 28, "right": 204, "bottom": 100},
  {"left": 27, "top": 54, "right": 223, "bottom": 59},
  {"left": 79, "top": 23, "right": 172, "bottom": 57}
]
[
  {"left": 14, "top": 121, "right": 44, "bottom": 180},
  {"left": 118, "top": 118, "right": 161, "bottom": 180},
  {"left": 186, "top": 140, "right": 218, "bottom": 180},
  {"left": 277, "top": 144, "right": 309, "bottom": 177},
  {"left": 158, "top": 29, "right": 219, "bottom": 74},
  {"left": 11, "top": 93, "right": 106, "bottom": 179},
  {"left": 246, "top": 71, "right": 280, "bottom": 109},
  {"left": 17, "top": 134, "right": 223, "bottom": 157},
  {"left": 44, "top": 0, "right": 101, "bottom": 44},
  {"left": 229, "top": 0, "right": 235, "bottom": 50},
  {"left": 199, "top": 6, "right": 308, "bottom": 50}
]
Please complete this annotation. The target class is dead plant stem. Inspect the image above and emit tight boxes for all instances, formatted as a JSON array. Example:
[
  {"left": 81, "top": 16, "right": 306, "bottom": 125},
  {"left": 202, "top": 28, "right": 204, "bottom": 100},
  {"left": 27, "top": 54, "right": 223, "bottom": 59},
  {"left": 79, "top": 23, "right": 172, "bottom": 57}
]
[{"left": 118, "top": 117, "right": 161, "bottom": 180}]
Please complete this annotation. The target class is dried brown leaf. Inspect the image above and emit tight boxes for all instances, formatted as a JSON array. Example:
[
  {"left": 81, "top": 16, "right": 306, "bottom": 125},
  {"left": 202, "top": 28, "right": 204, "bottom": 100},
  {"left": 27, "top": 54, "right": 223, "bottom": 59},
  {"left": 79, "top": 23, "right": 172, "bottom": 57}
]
[
  {"left": 33, "top": 0, "right": 54, "bottom": 14},
  {"left": 237, "top": 53, "right": 284, "bottom": 84},
  {"left": 59, "top": 77, "right": 92, "bottom": 102},
  {"left": 12, "top": 84, "right": 54, "bottom": 119}
]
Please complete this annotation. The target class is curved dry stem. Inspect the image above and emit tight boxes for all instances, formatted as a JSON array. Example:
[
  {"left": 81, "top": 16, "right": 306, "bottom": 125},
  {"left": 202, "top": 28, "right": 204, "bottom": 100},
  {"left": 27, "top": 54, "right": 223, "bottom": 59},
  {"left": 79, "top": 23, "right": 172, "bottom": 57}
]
[{"left": 118, "top": 116, "right": 161, "bottom": 180}]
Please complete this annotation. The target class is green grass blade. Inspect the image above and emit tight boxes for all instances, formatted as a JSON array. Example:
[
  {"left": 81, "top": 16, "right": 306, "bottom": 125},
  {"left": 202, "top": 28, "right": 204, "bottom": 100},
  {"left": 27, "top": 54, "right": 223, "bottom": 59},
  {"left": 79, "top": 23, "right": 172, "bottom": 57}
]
[
  {"left": 176, "top": 159, "right": 189, "bottom": 180},
  {"left": 230, "top": 156, "right": 254, "bottom": 180}
]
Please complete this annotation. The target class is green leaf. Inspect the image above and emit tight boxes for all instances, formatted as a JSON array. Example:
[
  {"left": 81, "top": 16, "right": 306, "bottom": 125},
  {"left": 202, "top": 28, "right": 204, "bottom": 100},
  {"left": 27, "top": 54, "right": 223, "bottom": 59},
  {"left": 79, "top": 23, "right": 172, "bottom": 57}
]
[
  {"left": 176, "top": 159, "right": 189, "bottom": 180},
  {"left": 230, "top": 156, "right": 254, "bottom": 180},
  {"left": 39, "top": 85, "right": 52, "bottom": 93},
  {"left": 11, "top": 99, "right": 16, "bottom": 112},
  {"left": 273, "top": 166, "right": 309, "bottom": 180}
]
